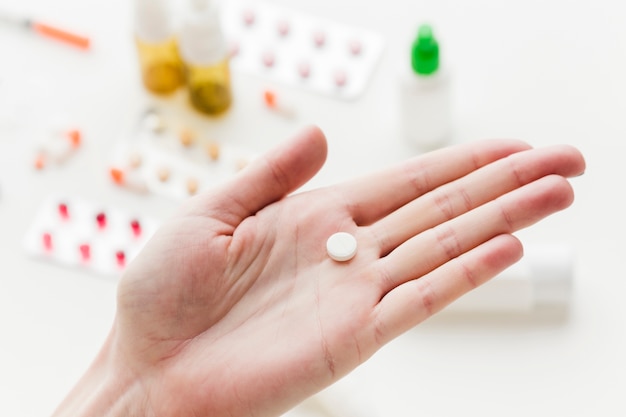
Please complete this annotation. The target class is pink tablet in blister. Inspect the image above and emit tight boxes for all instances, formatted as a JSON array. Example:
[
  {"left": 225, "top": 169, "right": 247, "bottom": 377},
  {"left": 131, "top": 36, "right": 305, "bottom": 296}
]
[
  {"left": 23, "top": 196, "right": 159, "bottom": 277},
  {"left": 222, "top": 0, "right": 384, "bottom": 100}
]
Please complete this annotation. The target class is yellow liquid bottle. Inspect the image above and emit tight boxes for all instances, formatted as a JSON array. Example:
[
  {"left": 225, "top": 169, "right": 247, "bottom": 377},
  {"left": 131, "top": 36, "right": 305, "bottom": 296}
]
[
  {"left": 186, "top": 57, "right": 232, "bottom": 116},
  {"left": 180, "top": 0, "right": 233, "bottom": 116},
  {"left": 134, "top": 0, "right": 184, "bottom": 95}
]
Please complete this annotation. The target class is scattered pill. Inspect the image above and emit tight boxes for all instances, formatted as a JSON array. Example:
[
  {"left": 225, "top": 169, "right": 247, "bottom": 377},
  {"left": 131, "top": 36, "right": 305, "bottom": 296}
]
[
  {"left": 109, "top": 167, "right": 149, "bottom": 193},
  {"left": 116, "top": 250, "right": 126, "bottom": 267},
  {"left": 313, "top": 31, "right": 326, "bottom": 48},
  {"left": 128, "top": 152, "right": 143, "bottom": 169},
  {"left": 206, "top": 142, "right": 220, "bottom": 161},
  {"left": 35, "top": 128, "right": 82, "bottom": 168},
  {"left": 42, "top": 232, "right": 53, "bottom": 251},
  {"left": 298, "top": 61, "right": 311, "bottom": 79},
  {"left": 326, "top": 232, "right": 357, "bottom": 262},
  {"left": 277, "top": 20, "right": 290, "bottom": 37},
  {"left": 157, "top": 166, "right": 171, "bottom": 182},
  {"left": 242, "top": 9, "right": 256, "bottom": 26},
  {"left": 262, "top": 51, "right": 276, "bottom": 68},
  {"left": 186, "top": 178, "right": 199, "bottom": 195},
  {"left": 179, "top": 128, "right": 196, "bottom": 147},
  {"left": 348, "top": 39, "right": 362, "bottom": 56},
  {"left": 263, "top": 89, "right": 295, "bottom": 118},
  {"left": 235, "top": 158, "right": 249, "bottom": 171},
  {"left": 110, "top": 168, "right": 124, "bottom": 185},
  {"left": 66, "top": 129, "right": 82, "bottom": 148},
  {"left": 130, "top": 219, "right": 141, "bottom": 237},
  {"left": 264, "top": 89, "right": 278, "bottom": 109},
  {"left": 143, "top": 111, "right": 166, "bottom": 134},
  {"left": 79, "top": 243, "right": 91, "bottom": 261},
  {"left": 96, "top": 212, "right": 107, "bottom": 229},
  {"left": 34, "top": 154, "right": 46, "bottom": 170},
  {"left": 58, "top": 203, "right": 69, "bottom": 220},
  {"left": 334, "top": 70, "right": 348, "bottom": 87},
  {"left": 229, "top": 41, "right": 240, "bottom": 58}
]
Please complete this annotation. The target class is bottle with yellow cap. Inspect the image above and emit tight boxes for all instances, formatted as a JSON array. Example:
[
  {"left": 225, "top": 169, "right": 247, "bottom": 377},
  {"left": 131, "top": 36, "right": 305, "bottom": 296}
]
[
  {"left": 179, "top": 0, "right": 232, "bottom": 116},
  {"left": 398, "top": 24, "right": 452, "bottom": 150},
  {"left": 133, "top": 0, "right": 184, "bottom": 95}
]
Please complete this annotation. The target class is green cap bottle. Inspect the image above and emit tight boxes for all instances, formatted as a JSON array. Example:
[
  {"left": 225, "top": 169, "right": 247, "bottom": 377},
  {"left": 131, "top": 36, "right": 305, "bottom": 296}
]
[{"left": 411, "top": 24, "right": 439, "bottom": 75}]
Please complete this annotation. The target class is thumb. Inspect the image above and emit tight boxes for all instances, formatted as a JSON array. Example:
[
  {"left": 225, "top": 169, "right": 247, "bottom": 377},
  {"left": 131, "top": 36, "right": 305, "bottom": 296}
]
[{"left": 193, "top": 125, "right": 328, "bottom": 223}]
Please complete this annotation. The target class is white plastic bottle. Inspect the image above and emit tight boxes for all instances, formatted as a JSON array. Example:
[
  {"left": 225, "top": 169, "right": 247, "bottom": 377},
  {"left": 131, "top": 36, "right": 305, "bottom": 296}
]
[
  {"left": 443, "top": 244, "right": 574, "bottom": 314},
  {"left": 178, "top": 0, "right": 233, "bottom": 116},
  {"left": 398, "top": 24, "right": 452, "bottom": 150}
]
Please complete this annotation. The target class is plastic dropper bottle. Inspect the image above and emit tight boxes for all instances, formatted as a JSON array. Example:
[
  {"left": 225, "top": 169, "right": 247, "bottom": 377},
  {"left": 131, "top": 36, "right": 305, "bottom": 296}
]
[
  {"left": 133, "top": 0, "right": 184, "bottom": 95},
  {"left": 179, "top": 0, "right": 232, "bottom": 116},
  {"left": 399, "top": 24, "right": 452, "bottom": 150}
]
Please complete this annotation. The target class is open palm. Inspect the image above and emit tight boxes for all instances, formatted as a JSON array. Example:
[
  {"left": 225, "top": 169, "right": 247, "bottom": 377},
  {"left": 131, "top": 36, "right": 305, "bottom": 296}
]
[{"left": 107, "top": 126, "right": 585, "bottom": 417}]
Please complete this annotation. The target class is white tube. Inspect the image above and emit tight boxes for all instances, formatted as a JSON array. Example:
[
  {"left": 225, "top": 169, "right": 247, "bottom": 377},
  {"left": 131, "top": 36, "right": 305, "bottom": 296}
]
[{"left": 442, "top": 244, "right": 574, "bottom": 314}]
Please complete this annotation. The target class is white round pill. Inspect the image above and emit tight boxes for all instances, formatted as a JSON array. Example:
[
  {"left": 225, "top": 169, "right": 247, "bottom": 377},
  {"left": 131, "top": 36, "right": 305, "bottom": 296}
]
[{"left": 326, "top": 232, "right": 357, "bottom": 262}]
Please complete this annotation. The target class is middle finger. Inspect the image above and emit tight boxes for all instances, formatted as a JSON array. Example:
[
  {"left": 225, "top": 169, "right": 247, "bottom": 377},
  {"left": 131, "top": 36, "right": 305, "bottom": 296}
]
[{"left": 370, "top": 145, "right": 583, "bottom": 256}]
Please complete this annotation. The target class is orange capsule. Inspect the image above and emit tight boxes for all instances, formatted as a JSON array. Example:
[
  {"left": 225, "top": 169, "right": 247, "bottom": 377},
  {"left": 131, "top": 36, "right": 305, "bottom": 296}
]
[
  {"left": 262, "top": 89, "right": 295, "bottom": 118},
  {"left": 109, "top": 167, "right": 125, "bottom": 185},
  {"left": 66, "top": 129, "right": 82, "bottom": 148},
  {"left": 34, "top": 154, "right": 46, "bottom": 170},
  {"left": 263, "top": 90, "right": 277, "bottom": 109},
  {"left": 109, "top": 167, "right": 148, "bottom": 193}
]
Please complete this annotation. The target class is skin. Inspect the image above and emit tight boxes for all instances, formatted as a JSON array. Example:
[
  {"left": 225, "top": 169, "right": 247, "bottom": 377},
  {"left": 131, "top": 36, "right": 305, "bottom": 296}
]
[{"left": 52, "top": 126, "right": 585, "bottom": 417}]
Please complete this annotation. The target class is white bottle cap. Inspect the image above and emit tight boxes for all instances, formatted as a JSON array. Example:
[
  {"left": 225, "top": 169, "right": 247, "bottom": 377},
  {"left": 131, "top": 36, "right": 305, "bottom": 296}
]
[
  {"left": 179, "top": 0, "right": 226, "bottom": 65},
  {"left": 526, "top": 244, "right": 574, "bottom": 307},
  {"left": 134, "top": 0, "right": 173, "bottom": 43}
]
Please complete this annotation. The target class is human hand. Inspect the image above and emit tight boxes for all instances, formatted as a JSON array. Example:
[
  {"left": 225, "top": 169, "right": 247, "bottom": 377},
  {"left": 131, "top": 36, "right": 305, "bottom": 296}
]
[{"left": 53, "top": 126, "right": 585, "bottom": 417}]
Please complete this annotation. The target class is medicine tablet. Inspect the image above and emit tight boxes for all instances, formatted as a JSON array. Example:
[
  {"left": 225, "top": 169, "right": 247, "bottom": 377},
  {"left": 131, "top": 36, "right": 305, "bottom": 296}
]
[
  {"left": 334, "top": 70, "right": 347, "bottom": 87},
  {"left": 298, "top": 61, "right": 311, "bottom": 78},
  {"left": 313, "top": 30, "right": 326, "bottom": 48},
  {"left": 277, "top": 20, "right": 290, "bottom": 37},
  {"left": 179, "top": 129, "right": 196, "bottom": 147},
  {"left": 348, "top": 39, "right": 362, "bottom": 56},
  {"left": 262, "top": 51, "right": 276, "bottom": 68},
  {"left": 242, "top": 10, "right": 256, "bottom": 26},
  {"left": 157, "top": 166, "right": 171, "bottom": 182},
  {"left": 206, "top": 142, "right": 220, "bottom": 161},
  {"left": 186, "top": 178, "right": 199, "bottom": 195},
  {"left": 128, "top": 153, "right": 143, "bottom": 169},
  {"left": 326, "top": 232, "right": 357, "bottom": 262}
]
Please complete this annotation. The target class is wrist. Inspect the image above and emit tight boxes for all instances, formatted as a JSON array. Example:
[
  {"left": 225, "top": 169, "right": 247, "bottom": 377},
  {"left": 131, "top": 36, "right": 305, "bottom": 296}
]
[{"left": 51, "top": 325, "right": 148, "bottom": 417}]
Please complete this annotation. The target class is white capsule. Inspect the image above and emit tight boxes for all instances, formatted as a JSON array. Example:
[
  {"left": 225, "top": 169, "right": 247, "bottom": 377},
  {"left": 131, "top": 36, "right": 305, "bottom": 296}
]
[{"left": 326, "top": 232, "right": 357, "bottom": 262}]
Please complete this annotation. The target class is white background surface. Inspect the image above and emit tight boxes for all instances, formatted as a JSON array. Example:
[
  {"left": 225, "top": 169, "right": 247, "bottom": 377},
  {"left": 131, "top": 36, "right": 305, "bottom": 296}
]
[{"left": 0, "top": 0, "right": 624, "bottom": 416}]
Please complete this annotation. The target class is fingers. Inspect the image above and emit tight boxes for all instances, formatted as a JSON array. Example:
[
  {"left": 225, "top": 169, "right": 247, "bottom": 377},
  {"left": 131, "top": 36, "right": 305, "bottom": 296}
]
[
  {"left": 373, "top": 234, "right": 523, "bottom": 342},
  {"left": 373, "top": 174, "right": 575, "bottom": 293},
  {"left": 334, "top": 139, "right": 532, "bottom": 226},
  {"left": 190, "top": 126, "right": 328, "bottom": 223},
  {"left": 371, "top": 144, "right": 585, "bottom": 255}
]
